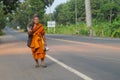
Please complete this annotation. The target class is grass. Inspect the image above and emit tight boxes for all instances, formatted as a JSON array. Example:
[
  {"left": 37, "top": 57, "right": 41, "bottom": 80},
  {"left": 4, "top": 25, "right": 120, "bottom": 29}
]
[
  {"left": 0, "top": 30, "right": 5, "bottom": 36},
  {"left": 45, "top": 21, "right": 120, "bottom": 38},
  {"left": 46, "top": 25, "right": 76, "bottom": 35},
  {"left": 46, "top": 23, "right": 90, "bottom": 36}
]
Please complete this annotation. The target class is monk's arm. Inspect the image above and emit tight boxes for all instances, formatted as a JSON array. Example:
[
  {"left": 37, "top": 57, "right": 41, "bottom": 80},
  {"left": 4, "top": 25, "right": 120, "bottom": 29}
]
[
  {"left": 43, "top": 34, "right": 47, "bottom": 46},
  {"left": 27, "top": 27, "right": 32, "bottom": 35}
]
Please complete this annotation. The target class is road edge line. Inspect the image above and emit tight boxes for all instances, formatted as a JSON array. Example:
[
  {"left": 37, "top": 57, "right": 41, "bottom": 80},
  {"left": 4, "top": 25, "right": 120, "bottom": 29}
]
[
  {"left": 48, "top": 38, "right": 120, "bottom": 50},
  {"left": 46, "top": 55, "right": 93, "bottom": 80}
]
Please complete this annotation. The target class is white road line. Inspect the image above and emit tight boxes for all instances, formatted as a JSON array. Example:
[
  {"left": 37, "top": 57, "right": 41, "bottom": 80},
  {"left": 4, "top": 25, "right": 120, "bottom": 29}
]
[
  {"left": 46, "top": 55, "right": 93, "bottom": 80},
  {"left": 48, "top": 38, "right": 120, "bottom": 50},
  {"left": 47, "top": 34, "right": 120, "bottom": 40}
]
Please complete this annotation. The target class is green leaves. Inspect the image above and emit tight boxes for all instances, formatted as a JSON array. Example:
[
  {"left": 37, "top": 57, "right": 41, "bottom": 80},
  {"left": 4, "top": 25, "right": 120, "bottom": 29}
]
[
  {"left": 8, "top": 0, "right": 54, "bottom": 31},
  {"left": 0, "top": 3, "right": 6, "bottom": 34},
  {"left": 110, "top": 20, "right": 120, "bottom": 37},
  {"left": 54, "top": 0, "right": 120, "bottom": 25},
  {"left": 51, "top": 0, "right": 120, "bottom": 38},
  {"left": 0, "top": 0, "right": 20, "bottom": 14},
  {"left": 42, "top": 0, "right": 54, "bottom": 7},
  {"left": 54, "top": 0, "right": 85, "bottom": 25}
]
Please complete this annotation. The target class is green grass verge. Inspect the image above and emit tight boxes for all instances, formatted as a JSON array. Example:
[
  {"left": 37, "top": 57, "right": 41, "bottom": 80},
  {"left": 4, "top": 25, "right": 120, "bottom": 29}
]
[
  {"left": 45, "top": 21, "right": 120, "bottom": 38},
  {"left": 0, "top": 30, "right": 5, "bottom": 36}
]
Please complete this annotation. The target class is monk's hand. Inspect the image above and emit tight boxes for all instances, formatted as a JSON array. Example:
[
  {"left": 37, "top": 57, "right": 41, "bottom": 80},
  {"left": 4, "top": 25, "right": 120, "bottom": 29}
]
[
  {"left": 28, "top": 29, "right": 33, "bottom": 33},
  {"left": 28, "top": 29, "right": 32, "bottom": 32},
  {"left": 28, "top": 29, "right": 33, "bottom": 36}
]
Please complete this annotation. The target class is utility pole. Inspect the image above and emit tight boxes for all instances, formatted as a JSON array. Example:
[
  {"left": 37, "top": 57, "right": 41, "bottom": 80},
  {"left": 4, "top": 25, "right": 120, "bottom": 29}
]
[
  {"left": 75, "top": 0, "right": 78, "bottom": 34},
  {"left": 85, "top": 0, "right": 92, "bottom": 36},
  {"left": 48, "top": 0, "right": 52, "bottom": 33},
  {"left": 49, "top": 0, "right": 52, "bottom": 21}
]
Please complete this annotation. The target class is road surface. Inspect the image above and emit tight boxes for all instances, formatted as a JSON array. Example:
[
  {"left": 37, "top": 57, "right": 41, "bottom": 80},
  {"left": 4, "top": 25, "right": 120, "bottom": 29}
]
[{"left": 0, "top": 28, "right": 120, "bottom": 80}]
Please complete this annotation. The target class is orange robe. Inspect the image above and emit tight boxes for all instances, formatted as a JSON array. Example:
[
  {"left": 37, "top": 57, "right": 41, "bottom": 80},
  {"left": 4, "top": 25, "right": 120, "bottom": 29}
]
[{"left": 30, "top": 23, "right": 46, "bottom": 60}]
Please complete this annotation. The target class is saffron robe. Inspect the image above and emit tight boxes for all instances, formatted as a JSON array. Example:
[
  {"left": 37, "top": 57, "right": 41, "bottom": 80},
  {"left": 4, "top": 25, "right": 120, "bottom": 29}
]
[{"left": 30, "top": 23, "right": 46, "bottom": 60}]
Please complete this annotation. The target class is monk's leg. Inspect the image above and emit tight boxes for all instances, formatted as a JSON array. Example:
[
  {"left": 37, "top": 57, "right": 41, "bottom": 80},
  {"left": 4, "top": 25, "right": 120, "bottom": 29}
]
[
  {"left": 35, "top": 59, "right": 39, "bottom": 64},
  {"left": 31, "top": 48, "right": 40, "bottom": 68},
  {"left": 41, "top": 58, "right": 44, "bottom": 65},
  {"left": 35, "top": 59, "right": 40, "bottom": 68},
  {"left": 41, "top": 58, "right": 47, "bottom": 68}
]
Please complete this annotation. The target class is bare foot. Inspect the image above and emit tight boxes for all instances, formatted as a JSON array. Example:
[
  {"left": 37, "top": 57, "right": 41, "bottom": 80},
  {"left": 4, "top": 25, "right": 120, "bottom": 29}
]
[{"left": 35, "top": 64, "right": 40, "bottom": 68}]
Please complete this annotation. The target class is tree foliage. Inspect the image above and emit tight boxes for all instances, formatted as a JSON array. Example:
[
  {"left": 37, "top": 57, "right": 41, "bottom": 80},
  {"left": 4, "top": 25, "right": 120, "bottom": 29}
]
[
  {"left": 0, "top": 2, "right": 6, "bottom": 35},
  {"left": 54, "top": 0, "right": 85, "bottom": 25},
  {"left": 53, "top": 0, "right": 120, "bottom": 25},
  {"left": 0, "top": 3, "right": 6, "bottom": 30},
  {"left": 50, "top": 0, "right": 120, "bottom": 38},
  {"left": 8, "top": 0, "right": 54, "bottom": 31},
  {"left": 0, "top": 0, "right": 20, "bottom": 14},
  {"left": 0, "top": 0, "right": 20, "bottom": 35}
]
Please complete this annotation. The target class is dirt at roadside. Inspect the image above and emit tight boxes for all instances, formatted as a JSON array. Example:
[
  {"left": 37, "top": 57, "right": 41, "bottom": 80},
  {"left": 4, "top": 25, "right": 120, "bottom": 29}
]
[{"left": 0, "top": 35, "right": 31, "bottom": 55}]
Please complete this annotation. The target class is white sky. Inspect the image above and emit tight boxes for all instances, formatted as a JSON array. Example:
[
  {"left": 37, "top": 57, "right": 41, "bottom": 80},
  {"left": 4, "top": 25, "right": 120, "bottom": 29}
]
[{"left": 46, "top": 0, "right": 67, "bottom": 14}]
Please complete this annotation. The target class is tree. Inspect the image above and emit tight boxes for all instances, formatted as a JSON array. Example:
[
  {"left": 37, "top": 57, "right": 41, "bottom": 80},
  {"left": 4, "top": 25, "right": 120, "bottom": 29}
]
[
  {"left": 54, "top": 3, "right": 71, "bottom": 25},
  {"left": 85, "top": 0, "right": 92, "bottom": 27},
  {"left": 0, "top": 0, "right": 20, "bottom": 14},
  {"left": 54, "top": 0, "right": 85, "bottom": 25},
  {"left": 101, "top": 0, "right": 120, "bottom": 23},
  {"left": 85, "top": 0, "right": 92, "bottom": 36},
  {"left": 91, "top": 0, "right": 120, "bottom": 22},
  {"left": 53, "top": 0, "right": 120, "bottom": 25},
  {"left": 8, "top": 0, "right": 54, "bottom": 31},
  {"left": 42, "top": 0, "right": 54, "bottom": 7},
  {"left": 0, "top": 2, "right": 6, "bottom": 34}
]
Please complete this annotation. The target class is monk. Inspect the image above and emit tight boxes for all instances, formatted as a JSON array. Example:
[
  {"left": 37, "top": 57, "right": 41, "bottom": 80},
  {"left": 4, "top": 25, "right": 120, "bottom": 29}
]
[{"left": 27, "top": 14, "right": 47, "bottom": 68}]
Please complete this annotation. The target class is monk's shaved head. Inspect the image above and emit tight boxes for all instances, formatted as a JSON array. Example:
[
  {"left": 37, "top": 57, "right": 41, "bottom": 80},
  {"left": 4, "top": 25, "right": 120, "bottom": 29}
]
[{"left": 33, "top": 14, "right": 39, "bottom": 24}]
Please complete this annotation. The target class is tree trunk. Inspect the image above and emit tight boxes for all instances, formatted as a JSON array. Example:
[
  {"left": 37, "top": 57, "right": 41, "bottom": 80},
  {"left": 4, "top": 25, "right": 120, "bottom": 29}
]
[
  {"left": 109, "top": 9, "right": 112, "bottom": 23},
  {"left": 85, "top": 0, "right": 92, "bottom": 36}
]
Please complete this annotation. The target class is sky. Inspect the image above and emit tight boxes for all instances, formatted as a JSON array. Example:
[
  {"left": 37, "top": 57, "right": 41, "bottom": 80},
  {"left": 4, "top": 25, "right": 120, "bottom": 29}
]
[{"left": 45, "top": 0, "right": 67, "bottom": 14}]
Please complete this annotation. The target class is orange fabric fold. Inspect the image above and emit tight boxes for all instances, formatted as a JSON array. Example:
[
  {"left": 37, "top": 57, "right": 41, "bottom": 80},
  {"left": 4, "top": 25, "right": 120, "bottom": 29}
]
[{"left": 30, "top": 23, "right": 46, "bottom": 60}]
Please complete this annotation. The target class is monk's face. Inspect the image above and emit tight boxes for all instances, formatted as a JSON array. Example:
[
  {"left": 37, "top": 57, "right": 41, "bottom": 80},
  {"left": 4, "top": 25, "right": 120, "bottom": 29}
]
[{"left": 34, "top": 17, "right": 39, "bottom": 24}]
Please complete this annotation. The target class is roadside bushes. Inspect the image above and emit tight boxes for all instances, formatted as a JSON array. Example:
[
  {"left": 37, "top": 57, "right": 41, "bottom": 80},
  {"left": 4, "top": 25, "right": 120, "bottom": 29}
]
[
  {"left": 0, "top": 4, "right": 6, "bottom": 35},
  {"left": 47, "top": 20, "right": 120, "bottom": 38},
  {"left": 110, "top": 20, "right": 120, "bottom": 38}
]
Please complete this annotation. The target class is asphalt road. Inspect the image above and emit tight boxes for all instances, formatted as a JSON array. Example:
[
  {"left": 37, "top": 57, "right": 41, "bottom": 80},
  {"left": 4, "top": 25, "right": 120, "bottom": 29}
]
[{"left": 0, "top": 28, "right": 120, "bottom": 80}]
